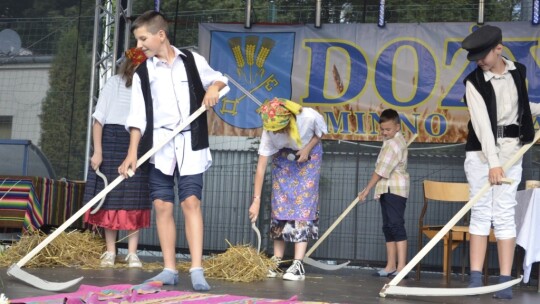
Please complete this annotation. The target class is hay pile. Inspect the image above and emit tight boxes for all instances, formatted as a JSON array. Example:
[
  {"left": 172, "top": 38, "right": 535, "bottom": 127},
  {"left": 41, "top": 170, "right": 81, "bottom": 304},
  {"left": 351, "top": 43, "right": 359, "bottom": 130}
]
[
  {"left": 0, "top": 229, "right": 105, "bottom": 268},
  {"left": 0, "top": 230, "right": 163, "bottom": 270},
  {"left": 178, "top": 241, "right": 279, "bottom": 283},
  {"left": 0, "top": 232, "right": 276, "bottom": 283}
]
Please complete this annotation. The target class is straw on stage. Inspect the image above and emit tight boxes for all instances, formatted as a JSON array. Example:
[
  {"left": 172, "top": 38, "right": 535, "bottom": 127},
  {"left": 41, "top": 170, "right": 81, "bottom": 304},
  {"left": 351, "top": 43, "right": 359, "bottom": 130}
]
[
  {"left": 0, "top": 230, "right": 162, "bottom": 270},
  {"left": 0, "top": 230, "right": 104, "bottom": 269},
  {"left": 177, "top": 240, "right": 278, "bottom": 283}
]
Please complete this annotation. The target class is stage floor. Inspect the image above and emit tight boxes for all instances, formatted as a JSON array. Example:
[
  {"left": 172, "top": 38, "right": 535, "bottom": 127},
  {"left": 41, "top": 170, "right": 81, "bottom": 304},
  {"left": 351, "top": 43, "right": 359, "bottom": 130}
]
[{"left": 1, "top": 262, "right": 539, "bottom": 303}]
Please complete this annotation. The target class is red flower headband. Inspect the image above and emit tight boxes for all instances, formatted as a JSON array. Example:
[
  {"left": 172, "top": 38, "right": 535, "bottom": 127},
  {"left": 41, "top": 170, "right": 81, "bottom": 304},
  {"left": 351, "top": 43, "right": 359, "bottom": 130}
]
[{"left": 125, "top": 47, "right": 147, "bottom": 65}]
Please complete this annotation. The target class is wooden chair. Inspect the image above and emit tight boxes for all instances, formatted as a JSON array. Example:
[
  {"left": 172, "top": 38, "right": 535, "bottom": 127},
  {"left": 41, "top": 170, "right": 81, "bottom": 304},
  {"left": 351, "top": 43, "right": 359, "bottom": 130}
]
[{"left": 416, "top": 180, "right": 495, "bottom": 284}]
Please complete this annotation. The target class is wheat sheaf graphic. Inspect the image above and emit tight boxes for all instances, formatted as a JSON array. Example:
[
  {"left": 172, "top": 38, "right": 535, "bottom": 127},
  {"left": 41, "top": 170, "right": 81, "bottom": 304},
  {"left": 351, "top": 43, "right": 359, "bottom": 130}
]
[{"left": 227, "top": 36, "right": 275, "bottom": 83}]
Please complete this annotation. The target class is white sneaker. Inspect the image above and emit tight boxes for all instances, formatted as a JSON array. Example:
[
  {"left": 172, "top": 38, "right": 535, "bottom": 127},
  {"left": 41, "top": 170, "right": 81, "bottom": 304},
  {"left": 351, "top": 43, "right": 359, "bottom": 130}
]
[
  {"left": 282, "top": 259, "right": 305, "bottom": 281},
  {"left": 100, "top": 251, "right": 116, "bottom": 267},
  {"left": 125, "top": 253, "right": 142, "bottom": 268}
]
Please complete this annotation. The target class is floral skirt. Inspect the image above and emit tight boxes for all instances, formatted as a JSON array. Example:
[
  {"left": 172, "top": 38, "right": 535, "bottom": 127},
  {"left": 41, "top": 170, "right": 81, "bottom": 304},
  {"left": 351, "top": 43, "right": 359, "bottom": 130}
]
[
  {"left": 269, "top": 216, "right": 319, "bottom": 243},
  {"left": 271, "top": 142, "right": 322, "bottom": 221}
]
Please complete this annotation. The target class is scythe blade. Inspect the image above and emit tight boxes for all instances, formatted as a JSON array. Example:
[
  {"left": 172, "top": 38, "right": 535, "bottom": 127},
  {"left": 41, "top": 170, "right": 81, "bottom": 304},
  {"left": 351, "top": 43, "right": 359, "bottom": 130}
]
[
  {"left": 7, "top": 264, "right": 84, "bottom": 292},
  {"left": 303, "top": 256, "right": 350, "bottom": 270},
  {"left": 380, "top": 276, "right": 522, "bottom": 297}
]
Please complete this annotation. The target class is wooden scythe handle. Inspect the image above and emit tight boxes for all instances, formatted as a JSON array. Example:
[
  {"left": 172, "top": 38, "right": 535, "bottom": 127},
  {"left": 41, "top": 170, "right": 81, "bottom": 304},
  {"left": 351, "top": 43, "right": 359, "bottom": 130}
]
[
  {"left": 305, "top": 132, "right": 418, "bottom": 258},
  {"left": 381, "top": 129, "right": 540, "bottom": 296}
]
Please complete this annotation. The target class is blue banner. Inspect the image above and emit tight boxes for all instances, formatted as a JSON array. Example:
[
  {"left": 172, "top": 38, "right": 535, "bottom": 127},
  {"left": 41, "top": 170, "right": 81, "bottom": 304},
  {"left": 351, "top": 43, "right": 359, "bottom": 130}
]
[{"left": 199, "top": 22, "right": 540, "bottom": 143}]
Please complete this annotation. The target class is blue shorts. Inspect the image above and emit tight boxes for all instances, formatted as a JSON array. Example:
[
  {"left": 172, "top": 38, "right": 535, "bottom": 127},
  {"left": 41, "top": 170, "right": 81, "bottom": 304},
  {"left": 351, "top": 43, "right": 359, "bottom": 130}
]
[{"left": 148, "top": 164, "right": 203, "bottom": 203}]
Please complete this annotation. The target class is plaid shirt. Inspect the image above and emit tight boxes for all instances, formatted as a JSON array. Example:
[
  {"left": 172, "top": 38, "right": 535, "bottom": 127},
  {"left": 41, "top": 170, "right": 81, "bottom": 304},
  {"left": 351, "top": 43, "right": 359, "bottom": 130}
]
[{"left": 374, "top": 132, "right": 410, "bottom": 199}]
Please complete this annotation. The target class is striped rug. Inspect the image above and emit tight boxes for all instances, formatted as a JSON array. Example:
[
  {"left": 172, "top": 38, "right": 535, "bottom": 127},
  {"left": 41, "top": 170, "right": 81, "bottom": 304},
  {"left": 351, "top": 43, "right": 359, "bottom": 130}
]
[{"left": 0, "top": 177, "right": 85, "bottom": 231}]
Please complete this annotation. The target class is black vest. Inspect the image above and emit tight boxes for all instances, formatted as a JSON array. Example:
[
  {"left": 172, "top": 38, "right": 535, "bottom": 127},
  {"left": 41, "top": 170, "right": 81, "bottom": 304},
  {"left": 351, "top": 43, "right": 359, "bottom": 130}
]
[
  {"left": 135, "top": 49, "right": 209, "bottom": 159},
  {"left": 463, "top": 61, "right": 534, "bottom": 151}
]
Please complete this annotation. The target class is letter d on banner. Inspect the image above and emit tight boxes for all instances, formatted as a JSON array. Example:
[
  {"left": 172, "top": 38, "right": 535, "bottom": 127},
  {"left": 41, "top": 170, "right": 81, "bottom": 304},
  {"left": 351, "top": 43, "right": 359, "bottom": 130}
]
[{"left": 303, "top": 40, "right": 368, "bottom": 106}]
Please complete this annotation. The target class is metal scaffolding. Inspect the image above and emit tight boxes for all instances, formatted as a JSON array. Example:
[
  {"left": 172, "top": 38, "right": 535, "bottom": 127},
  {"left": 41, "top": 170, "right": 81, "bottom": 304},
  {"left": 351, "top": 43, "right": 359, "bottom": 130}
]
[{"left": 84, "top": 0, "right": 132, "bottom": 180}]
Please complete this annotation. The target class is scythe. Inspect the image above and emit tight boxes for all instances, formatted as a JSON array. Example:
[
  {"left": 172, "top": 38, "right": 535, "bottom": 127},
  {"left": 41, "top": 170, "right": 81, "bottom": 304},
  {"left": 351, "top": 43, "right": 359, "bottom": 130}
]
[
  {"left": 380, "top": 129, "right": 540, "bottom": 297},
  {"left": 7, "top": 87, "right": 230, "bottom": 291}
]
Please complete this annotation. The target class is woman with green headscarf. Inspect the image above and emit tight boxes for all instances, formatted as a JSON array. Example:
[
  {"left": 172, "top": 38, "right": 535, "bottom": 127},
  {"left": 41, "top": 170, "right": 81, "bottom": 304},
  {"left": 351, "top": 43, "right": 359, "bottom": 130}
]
[{"left": 249, "top": 97, "right": 327, "bottom": 281}]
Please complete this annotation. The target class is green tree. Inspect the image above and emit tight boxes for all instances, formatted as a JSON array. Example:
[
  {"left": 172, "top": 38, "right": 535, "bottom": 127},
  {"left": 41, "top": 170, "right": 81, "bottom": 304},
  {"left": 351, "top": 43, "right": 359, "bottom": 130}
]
[
  {"left": 39, "top": 26, "right": 91, "bottom": 180},
  {"left": 1, "top": 0, "right": 33, "bottom": 18},
  {"left": 382, "top": 0, "right": 521, "bottom": 23},
  {"left": 1, "top": 0, "right": 91, "bottom": 18}
]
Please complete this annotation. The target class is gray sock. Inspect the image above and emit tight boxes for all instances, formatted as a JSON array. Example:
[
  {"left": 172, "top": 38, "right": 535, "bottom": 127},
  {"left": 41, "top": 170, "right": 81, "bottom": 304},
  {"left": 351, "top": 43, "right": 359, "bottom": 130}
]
[
  {"left": 144, "top": 268, "right": 179, "bottom": 285},
  {"left": 190, "top": 267, "right": 211, "bottom": 291},
  {"left": 468, "top": 270, "right": 483, "bottom": 288},
  {"left": 493, "top": 275, "right": 512, "bottom": 299}
]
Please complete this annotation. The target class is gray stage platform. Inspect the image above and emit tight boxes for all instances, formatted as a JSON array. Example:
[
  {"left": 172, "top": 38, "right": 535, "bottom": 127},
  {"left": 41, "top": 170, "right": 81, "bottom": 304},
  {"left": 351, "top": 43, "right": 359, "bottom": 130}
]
[{"left": 1, "top": 261, "right": 539, "bottom": 303}]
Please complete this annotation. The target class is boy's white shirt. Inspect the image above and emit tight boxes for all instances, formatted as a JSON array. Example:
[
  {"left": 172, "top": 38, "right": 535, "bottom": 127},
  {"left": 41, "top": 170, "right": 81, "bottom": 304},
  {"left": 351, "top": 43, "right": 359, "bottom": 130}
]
[
  {"left": 126, "top": 46, "right": 228, "bottom": 176},
  {"left": 465, "top": 58, "right": 540, "bottom": 168}
]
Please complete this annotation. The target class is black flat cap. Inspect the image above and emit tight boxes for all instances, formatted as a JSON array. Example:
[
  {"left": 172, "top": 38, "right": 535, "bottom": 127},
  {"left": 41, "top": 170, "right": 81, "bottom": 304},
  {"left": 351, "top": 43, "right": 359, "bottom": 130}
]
[{"left": 461, "top": 25, "right": 502, "bottom": 61}]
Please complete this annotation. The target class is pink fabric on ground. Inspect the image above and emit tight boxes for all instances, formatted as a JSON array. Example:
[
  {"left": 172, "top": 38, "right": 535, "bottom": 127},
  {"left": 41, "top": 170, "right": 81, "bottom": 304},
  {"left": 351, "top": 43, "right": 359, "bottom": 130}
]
[{"left": 11, "top": 283, "right": 327, "bottom": 304}]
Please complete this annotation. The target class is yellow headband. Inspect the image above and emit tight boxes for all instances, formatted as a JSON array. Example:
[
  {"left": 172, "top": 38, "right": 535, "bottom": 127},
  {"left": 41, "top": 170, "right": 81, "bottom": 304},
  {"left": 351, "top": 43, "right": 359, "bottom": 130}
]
[{"left": 258, "top": 98, "right": 303, "bottom": 147}]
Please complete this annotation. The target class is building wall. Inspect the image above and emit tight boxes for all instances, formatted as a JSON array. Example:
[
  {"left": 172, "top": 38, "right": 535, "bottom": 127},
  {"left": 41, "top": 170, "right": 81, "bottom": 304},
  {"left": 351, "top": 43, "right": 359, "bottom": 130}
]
[{"left": 0, "top": 62, "right": 51, "bottom": 145}]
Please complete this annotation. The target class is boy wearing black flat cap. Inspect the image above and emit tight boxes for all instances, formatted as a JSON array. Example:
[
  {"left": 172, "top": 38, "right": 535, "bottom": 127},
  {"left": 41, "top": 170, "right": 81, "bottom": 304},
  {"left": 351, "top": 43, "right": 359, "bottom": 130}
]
[{"left": 461, "top": 25, "right": 540, "bottom": 299}]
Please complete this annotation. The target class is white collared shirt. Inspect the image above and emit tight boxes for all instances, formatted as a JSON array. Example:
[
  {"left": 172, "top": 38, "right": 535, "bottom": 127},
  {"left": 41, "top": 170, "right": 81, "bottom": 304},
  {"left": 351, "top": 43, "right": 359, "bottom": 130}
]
[
  {"left": 466, "top": 58, "right": 540, "bottom": 168},
  {"left": 92, "top": 75, "right": 131, "bottom": 125},
  {"left": 126, "top": 47, "right": 228, "bottom": 176}
]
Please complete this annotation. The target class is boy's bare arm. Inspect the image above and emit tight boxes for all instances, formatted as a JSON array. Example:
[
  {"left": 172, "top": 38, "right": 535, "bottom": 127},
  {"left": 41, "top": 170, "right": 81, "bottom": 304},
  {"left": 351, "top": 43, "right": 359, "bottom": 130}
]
[
  {"left": 118, "top": 128, "right": 142, "bottom": 178},
  {"left": 358, "top": 172, "right": 382, "bottom": 201},
  {"left": 203, "top": 81, "right": 227, "bottom": 108}
]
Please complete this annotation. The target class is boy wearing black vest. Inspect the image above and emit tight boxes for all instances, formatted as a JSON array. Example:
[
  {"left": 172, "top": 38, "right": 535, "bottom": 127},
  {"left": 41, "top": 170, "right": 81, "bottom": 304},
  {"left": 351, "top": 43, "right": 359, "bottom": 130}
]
[
  {"left": 119, "top": 10, "right": 228, "bottom": 291},
  {"left": 461, "top": 25, "right": 540, "bottom": 299}
]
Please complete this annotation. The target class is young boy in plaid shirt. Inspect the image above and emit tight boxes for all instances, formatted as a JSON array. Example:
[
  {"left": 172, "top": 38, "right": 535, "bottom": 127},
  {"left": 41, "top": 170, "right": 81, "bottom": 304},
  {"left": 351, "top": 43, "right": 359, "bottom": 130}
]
[{"left": 357, "top": 109, "right": 410, "bottom": 278}]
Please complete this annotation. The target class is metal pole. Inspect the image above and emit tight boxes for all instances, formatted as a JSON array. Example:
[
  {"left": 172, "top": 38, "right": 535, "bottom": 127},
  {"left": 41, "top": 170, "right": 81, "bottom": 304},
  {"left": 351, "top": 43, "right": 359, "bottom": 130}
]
[
  {"left": 269, "top": 0, "right": 276, "bottom": 23},
  {"left": 84, "top": 0, "right": 102, "bottom": 181},
  {"left": 124, "top": 0, "right": 132, "bottom": 49},
  {"left": 532, "top": 0, "right": 540, "bottom": 25},
  {"left": 315, "top": 0, "right": 322, "bottom": 28},
  {"left": 378, "top": 0, "right": 386, "bottom": 28},
  {"left": 112, "top": 1, "right": 121, "bottom": 70},
  {"left": 478, "top": 0, "right": 485, "bottom": 25},
  {"left": 363, "top": 0, "right": 367, "bottom": 23},
  {"left": 245, "top": 0, "right": 252, "bottom": 28}
]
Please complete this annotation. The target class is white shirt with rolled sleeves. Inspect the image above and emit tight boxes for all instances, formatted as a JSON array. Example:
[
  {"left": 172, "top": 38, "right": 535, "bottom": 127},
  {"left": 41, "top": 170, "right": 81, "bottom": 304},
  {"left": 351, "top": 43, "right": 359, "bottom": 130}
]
[
  {"left": 258, "top": 108, "right": 327, "bottom": 156},
  {"left": 466, "top": 58, "right": 540, "bottom": 167},
  {"left": 125, "top": 47, "right": 228, "bottom": 176}
]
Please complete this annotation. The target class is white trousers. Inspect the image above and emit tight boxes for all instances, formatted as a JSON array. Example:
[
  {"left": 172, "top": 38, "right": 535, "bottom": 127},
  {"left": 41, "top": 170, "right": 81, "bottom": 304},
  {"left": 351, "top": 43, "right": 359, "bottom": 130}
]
[{"left": 464, "top": 151, "right": 522, "bottom": 239}]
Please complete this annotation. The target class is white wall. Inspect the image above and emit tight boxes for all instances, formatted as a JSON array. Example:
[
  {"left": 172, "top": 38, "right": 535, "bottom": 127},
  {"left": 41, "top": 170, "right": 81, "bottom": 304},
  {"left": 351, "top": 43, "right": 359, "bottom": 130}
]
[{"left": 0, "top": 62, "right": 51, "bottom": 146}]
